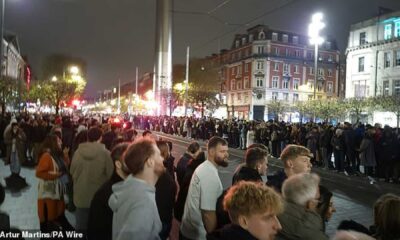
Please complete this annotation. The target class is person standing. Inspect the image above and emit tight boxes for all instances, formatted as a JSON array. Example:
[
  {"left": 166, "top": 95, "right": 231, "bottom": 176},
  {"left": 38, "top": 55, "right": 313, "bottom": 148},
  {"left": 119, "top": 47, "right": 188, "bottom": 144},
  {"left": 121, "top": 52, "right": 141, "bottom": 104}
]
[
  {"left": 109, "top": 138, "right": 165, "bottom": 240},
  {"left": 70, "top": 127, "right": 114, "bottom": 232},
  {"left": 180, "top": 136, "right": 229, "bottom": 240}
]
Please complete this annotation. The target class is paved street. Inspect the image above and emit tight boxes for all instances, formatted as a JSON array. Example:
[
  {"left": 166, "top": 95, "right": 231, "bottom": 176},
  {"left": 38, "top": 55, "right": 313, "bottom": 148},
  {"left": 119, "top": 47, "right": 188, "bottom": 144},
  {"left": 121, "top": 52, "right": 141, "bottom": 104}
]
[{"left": 1, "top": 132, "right": 400, "bottom": 239}]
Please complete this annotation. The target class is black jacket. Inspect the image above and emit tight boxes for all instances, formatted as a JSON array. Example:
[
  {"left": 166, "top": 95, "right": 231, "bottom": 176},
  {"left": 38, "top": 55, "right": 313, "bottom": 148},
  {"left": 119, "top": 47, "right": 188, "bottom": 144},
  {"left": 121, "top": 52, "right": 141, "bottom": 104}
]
[
  {"left": 207, "top": 224, "right": 258, "bottom": 240},
  {"left": 155, "top": 172, "right": 176, "bottom": 224},
  {"left": 87, "top": 173, "right": 123, "bottom": 240},
  {"left": 232, "top": 166, "right": 262, "bottom": 185},
  {"left": 267, "top": 170, "right": 288, "bottom": 193},
  {"left": 176, "top": 153, "right": 193, "bottom": 186}
]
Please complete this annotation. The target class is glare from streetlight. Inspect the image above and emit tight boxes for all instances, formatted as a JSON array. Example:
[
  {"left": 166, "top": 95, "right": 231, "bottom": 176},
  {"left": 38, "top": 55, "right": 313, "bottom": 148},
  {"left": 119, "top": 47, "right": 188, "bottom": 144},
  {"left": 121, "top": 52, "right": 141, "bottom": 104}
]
[
  {"left": 51, "top": 76, "right": 58, "bottom": 82},
  {"left": 70, "top": 66, "right": 80, "bottom": 75},
  {"left": 308, "top": 12, "right": 325, "bottom": 45}
]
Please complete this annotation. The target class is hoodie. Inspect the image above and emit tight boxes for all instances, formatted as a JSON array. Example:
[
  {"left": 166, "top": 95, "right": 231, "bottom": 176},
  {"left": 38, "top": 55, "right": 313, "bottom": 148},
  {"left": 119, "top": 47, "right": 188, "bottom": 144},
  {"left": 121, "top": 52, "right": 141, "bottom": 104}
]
[
  {"left": 70, "top": 142, "right": 113, "bottom": 208},
  {"left": 109, "top": 175, "right": 162, "bottom": 240}
]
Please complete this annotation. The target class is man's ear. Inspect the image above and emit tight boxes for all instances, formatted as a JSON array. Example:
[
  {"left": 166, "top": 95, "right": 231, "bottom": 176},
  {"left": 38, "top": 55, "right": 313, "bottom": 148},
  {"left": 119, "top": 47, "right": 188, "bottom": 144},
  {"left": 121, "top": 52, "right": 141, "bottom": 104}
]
[
  {"left": 238, "top": 215, "right": 249, "bottom": 230},
  {"left": 115, "top": 161, "right": 122, "bottom": 169},
  {"left": 286, "top": 159, "right": 293, "bottom": 168},
  {"left": 146, "top": 157, "right": 155, "bottom": 168}
]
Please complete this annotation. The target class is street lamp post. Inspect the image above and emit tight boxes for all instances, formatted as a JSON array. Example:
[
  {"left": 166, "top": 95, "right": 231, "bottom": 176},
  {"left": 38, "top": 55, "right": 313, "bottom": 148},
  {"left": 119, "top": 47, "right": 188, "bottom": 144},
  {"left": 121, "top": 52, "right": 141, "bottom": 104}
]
[{"left": 308, "top": 12, "right": 325, "bottom": 121}]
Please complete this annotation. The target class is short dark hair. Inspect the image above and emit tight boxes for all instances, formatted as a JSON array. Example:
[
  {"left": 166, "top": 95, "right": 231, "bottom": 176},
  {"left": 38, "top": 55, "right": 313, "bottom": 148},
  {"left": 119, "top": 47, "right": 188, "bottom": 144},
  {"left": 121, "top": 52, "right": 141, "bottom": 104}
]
[
  {"left": 111, "top": 142, "right": 129, "bottom": 163},
  {"left": 247, "top": 143, "right": 268, "bottom": 152},
  {"left": 207, "top": 136, "right": 227, "bottom": 151},
  {"left": 123, "top": 138, "right": 156, "bottom": 175},
  {"left": 187, "top": 142, "right": 201, "bottom": 154},
  {"left": 142, "top": 130, "right": 152, "bottom": 137},
  {"left": 88, "top": 127, "right": 103, "bottom": 142},
  {"left": 245, "top": 147, "right": 268, "bottom": 169}
]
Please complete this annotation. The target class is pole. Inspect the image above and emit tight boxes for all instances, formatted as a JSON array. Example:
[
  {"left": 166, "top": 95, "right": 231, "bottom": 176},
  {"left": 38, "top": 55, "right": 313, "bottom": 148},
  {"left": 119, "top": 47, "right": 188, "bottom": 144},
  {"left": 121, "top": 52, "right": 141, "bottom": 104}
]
[
  {"left": 0, "top": 0, "right": 4, "bottom": 78},
  {"left": 184, "top": 46, "right": 190, "bottom": 116},
  {"left": 313, "top": 43, "right": 318, "bottom": 122},
  {"left": 118, "top": 79, "right": 121, "bottom": 114},
  {"left": 135, "top": 67, "right": 138, "bottom": 95}
]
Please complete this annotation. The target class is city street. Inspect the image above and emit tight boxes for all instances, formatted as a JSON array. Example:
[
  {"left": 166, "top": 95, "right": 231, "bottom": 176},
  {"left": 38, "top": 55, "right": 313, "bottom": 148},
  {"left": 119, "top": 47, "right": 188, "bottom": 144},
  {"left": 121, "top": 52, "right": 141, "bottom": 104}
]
[{"left": 1, "top": 131, "right": 400, "bottom": 239}]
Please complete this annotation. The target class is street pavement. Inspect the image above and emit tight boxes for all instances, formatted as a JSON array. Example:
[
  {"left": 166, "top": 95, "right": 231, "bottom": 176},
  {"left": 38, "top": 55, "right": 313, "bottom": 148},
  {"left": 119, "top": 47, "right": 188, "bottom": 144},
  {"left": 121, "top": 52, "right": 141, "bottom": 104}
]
[{"left": 1, "top": 132, "right": 399, "bottom": 239}]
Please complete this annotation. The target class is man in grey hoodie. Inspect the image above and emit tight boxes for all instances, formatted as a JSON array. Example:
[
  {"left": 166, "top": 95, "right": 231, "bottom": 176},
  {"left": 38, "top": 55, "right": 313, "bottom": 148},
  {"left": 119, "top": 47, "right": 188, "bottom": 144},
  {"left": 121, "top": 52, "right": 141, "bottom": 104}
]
[{"left": 109, "top": 137, "right": 165, "bottom": 240}]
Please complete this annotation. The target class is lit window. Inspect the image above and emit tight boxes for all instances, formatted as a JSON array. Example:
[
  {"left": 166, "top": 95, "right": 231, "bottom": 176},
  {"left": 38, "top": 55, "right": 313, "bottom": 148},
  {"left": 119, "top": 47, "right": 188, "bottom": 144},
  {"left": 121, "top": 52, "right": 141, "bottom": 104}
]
[
  {"left": 259, "top": 31, "right": 265, "bottom": 40},
  {"left": 395, "top": 22, "right": 400, "bottom": 38},
  {"left": 235, "top": 40, "right": 240, "bottom": 48},
  {"left": 293, "top": 79, "right": 299, "bottom": 90},
  {"left": 272, "top": 77, "right": 279, "bottom": 88},
  {"left": 383, "top": 81, "right": 389, "bottom": 96},
  {"left": 385, "top": 24, "right": 392, "bottom": 40},
  {"left": 242, "top": 37, "right": 247, "bottom": 45},
  {"left": 283, "top": 34, "right": 288, "bottom": 43},
  {"left": 293, "top": 36, "right": 299, "bottom": 44},
  {"left": 272, "top": 32, "right": 278, "bottom": 41}
]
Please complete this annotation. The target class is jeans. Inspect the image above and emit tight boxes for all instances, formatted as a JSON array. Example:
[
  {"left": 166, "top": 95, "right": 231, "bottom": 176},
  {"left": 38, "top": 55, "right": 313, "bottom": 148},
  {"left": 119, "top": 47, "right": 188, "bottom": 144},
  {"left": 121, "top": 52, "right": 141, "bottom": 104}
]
[
  {"left": 10, "top": 152, "right": 20, "bottom": 174},
  {"left": 239, "top": 136, "right": 246, "bottom": 149}
]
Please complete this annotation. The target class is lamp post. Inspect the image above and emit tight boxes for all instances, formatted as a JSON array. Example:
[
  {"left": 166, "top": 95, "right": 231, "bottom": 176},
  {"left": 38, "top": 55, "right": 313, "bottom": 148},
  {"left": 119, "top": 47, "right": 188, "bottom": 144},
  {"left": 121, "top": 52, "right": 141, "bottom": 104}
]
[{"left": 308, "top": 12, "right": 325, "bottom": 122}]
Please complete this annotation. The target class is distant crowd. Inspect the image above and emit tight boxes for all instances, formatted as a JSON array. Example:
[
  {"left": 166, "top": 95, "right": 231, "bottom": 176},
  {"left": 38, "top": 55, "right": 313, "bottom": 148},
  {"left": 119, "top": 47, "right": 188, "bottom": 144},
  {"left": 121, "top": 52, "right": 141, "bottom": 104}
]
[{"left": 0, "top": 112, "right": 398, "bottom": 240}]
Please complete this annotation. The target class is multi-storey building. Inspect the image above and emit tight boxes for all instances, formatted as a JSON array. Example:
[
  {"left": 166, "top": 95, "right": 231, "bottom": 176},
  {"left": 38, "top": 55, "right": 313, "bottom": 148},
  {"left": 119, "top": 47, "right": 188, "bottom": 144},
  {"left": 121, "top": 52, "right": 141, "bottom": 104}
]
[
  {"left": 222, "top": 25, "right": 340, "bottom": 120},
  {"left": 2, "top": 34, "right": 25, "bottom": 81},
  {"left": 346, "top": 10, "right": 400, "bottom": 98}
]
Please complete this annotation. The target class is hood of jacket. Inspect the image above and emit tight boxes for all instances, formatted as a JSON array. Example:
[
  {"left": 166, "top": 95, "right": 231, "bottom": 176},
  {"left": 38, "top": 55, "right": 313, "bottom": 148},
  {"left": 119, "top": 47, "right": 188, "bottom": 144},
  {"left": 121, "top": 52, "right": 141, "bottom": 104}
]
[{"left": 76, "top": 142, "right": 107, "bottom": 160}]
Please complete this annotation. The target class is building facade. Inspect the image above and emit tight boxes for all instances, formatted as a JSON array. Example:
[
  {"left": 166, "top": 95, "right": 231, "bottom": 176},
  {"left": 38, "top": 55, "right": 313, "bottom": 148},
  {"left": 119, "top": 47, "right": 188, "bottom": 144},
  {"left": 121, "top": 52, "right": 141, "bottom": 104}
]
[
  {"left": 346, "top": 10, "right": 400, "bottom": 98},
  {"left": 223, "top": 25, "right": 340, "bottom": 120},
  {"left": 2, "top": 35, "right": 25, "bottom": 82}
]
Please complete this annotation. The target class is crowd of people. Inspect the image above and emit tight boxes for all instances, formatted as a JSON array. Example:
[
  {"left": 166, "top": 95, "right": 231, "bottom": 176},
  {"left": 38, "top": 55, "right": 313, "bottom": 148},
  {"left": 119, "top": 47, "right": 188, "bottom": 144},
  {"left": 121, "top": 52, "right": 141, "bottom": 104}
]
[{"left": 0, "top": 112, "right": 399, "bottom": 240}]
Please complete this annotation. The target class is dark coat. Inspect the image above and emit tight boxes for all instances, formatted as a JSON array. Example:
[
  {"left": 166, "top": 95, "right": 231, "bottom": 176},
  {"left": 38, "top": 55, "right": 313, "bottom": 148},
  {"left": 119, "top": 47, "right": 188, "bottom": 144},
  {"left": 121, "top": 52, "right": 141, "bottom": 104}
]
[
  {"left": 155, "top": 172, "right": 176, "bottom": 224},
  {"left": 276, "top": 201, "right": 328, "bottom": 240},
  {"left": 87, "top": 173, "right": 123, "bottom": 240},
  {"left": 176, "top": 153, "right": 193, "bottom": 186},
  {"left": 267, "top": 170, "right": 287, "bottom": 193},
  {"left": 232, "top": 166, "right": 262, "bottom": 185},
  {"left": 207, "top": 224, "right": 258, "bottom": 240},
  {"left": 4, "top": 127, "right": 27, "bottom": 165}
]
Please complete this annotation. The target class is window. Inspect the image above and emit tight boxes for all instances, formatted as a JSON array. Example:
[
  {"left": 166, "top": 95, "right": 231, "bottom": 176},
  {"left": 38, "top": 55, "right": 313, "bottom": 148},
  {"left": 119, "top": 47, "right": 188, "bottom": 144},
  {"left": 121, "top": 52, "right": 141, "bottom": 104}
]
[
  {"left": 244, "top": 63, "right": 249, "bottom": 73},
  {"left": 244, "top": 77, "right": 250, "bottom": 89},
  {"left": 272, "top": 32, "right": 278, "bottom": 41},
  {"left": 274, "top": 47, "right": 280, "bottom": 56},
  {"left": 272, "top": 76, "right": 279, "bottom": 88},
  {"left": 283, "top": 79, "right": 289, "bottom": 89},
  {"left": 283, "top": 64, "right": 290, "bottom": 73},
  {"left": 396, "top": 50, "right": 400, "bottom": 66},
  {"left": 283, "top": 93, "right": 289, "bottom": 101},
  {"left": 237, "top": 81, "right": 242, "bottom": 90},
  {"left": 285, "top": 48, "right": 290, "bottom": 56},
  {"left": 235, "top": 40, "right": 240, "bottom": 48},
  {"left": 295, "top": 50, "right": 301, "bottom": 57},
  {"left": 327, "top": 82, "right": 333, "bottom": 93},
  {"left": 237, "top": 93, "right": 241, "bottom": 101},
  {"left": 360, "top": 32, "right": 366, "bottom": 45},
  {"left": 293, "top": 36, "right": 299, "bottom": 44},
  {"left": 318, "top": 68, "right": 324, "bottom": 76},
  {"left": 232, "top": 67, "right": 235, "bottom": 76},
  {"left": 394, "top": 80, "right": 400, "bottom": 96},
  {"left": 244, "top": 93, "right": 249, "bottom": 103},
  {"left": 242, "top": 37, "right": 247, "bottom": 45},
  {"left": 293, "top": 93, "right": 299, "bottom": 102},
  {"left": 237, "top": 65, "right": 242, "bottom": 75},
  {"left": 395, "top": 22, "right": 400, "bottom": 38},
  {"left": 259, "top": 31, "right": 265, "bottom": 40},
  {"left": 358, "top": 57, "right": 365, "bottom": 72},
  {"left": 328, "top": 69, "right": 332, "bottom": 77},
  {"left": 231, "top": 79, "right": 236, "bottom": 90},
  {"left": 317, "top": 83, "right": 323, "bottom": 91},
  {"left": 310, "top": 67, "right": 315, "bottom": 75},
  {"left": 238, "top": 51, "right": 242, "bottom": 59},
  {"left": 272, "top": 92, "right": 278, "bottom": 100},
  {"left": 308, "top": 80, "right": 314, "bottom": 89},
  {"left": 328, "top": 55, "right": 333, "bottom": 62},
  {"left": 383, "top": 80, "right": 389, "bottom": 96},
  {"left": 293, "top": 79, "right": 299, "bottom": 90},
  {"left": 294, "top": 65, "right": 299, "bottom": 73},
  {"left": 257, "top": 61, "right": 264, "bottom": 70},
  {"left": 283, "top": 34, "right": 288, "bottom": 43},
  {"left": 249, "top": 34, "right": 254, "bottom": 42},
  {"left": 256, "top": 77, "right": 263, "bottom": 87},
  {"left": 385, "top": 24, "right": 392, "bottom": 40},
  {"left": 384, "top": 52, "right": 391, "bottom": 68},
  {"left": 257, "top": 46, "right": 264, "bottom": 54},
  {"left": 274, "top": 62, "right": 279, "bottom": 71},
  {"left": 231, "top": 94, "right": 234, "bottom": 104},
  {"left": 354, "top": 82, "right": 367, "bottom": 97},
  {"left": 308, "top": 51, "right": 313, "bottom": 59}
]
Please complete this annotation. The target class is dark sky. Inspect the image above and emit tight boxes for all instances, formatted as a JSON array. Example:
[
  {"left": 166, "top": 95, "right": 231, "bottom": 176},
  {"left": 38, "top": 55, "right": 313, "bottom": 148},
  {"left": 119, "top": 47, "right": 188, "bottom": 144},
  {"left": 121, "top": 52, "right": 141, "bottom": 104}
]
[{"left": 5, "top": 0, "right": 400, "bottom": 97}]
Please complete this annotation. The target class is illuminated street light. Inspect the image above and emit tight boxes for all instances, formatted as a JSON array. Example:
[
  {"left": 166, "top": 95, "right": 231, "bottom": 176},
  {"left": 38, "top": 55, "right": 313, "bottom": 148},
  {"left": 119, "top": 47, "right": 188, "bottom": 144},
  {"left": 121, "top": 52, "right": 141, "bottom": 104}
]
[
  {"left": 308, "top": 12, "right": 325, "bottom": 121},
  {"left": 51, "top": 76, "right": 58, "bottom": 82},
  {"left": 70, "top": 66, "right": 80, "bottom": 75}
]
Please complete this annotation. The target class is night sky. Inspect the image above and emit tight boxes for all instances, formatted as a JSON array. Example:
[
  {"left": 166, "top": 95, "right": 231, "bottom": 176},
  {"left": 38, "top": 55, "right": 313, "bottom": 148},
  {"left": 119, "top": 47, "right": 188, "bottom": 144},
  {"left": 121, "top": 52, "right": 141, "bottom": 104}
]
[{"left": 5, "top": 0, "right": 400, "bottom": 97}]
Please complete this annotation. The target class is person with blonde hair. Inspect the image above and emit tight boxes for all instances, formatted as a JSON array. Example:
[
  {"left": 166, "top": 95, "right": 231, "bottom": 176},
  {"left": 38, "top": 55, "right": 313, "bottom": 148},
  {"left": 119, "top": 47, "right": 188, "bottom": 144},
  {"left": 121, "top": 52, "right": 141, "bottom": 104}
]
[
  {"left": 207, "top": 181, "right": 283, "bottom": 240},
  {"left": 277, "top": 173, "right": 328, "bottom": 240}
]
